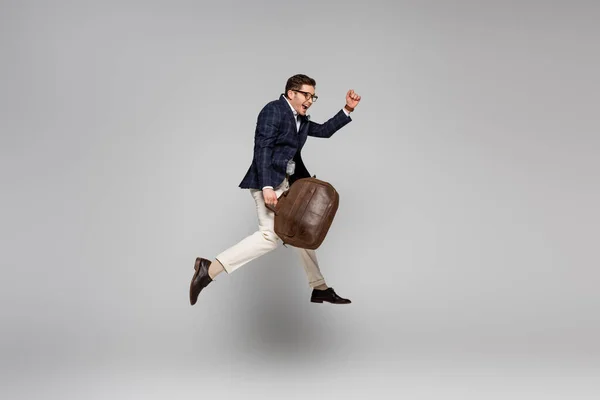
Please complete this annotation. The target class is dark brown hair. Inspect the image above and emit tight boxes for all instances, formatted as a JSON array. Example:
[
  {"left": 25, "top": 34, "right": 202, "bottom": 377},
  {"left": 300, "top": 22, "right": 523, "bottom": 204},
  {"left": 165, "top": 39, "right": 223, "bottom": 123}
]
[{"left": 285, "top": 74, "right": 316, "bottom": 98}]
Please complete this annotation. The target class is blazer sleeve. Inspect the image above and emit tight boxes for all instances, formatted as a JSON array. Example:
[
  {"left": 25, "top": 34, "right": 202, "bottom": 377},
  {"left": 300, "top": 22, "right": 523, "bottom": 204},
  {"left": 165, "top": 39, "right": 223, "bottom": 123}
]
[
  {"left": 307, "top": 109, "right": 352, "bottom": 138},
  {"left": 253, "top": 104, "right": 281, "bottom": 188}
]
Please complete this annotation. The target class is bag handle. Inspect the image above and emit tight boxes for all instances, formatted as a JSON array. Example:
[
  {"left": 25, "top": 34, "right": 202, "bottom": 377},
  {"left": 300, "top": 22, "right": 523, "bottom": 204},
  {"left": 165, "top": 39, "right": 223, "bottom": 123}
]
[
  {"left": 265, "top": 203, "right": 278, "bottom": 215},
  {"left": 265, "top": 184, "right": 293, "bottom": 215}
]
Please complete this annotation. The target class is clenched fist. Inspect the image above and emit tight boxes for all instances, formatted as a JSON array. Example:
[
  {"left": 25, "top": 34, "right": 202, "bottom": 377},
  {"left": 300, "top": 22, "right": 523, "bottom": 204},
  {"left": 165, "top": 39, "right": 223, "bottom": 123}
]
[
  {"left": 346, "top": 89, "right": 361, "bottom": 110},
  {"left": 263, "top": 187, "right": 277, "bottom": 208}
]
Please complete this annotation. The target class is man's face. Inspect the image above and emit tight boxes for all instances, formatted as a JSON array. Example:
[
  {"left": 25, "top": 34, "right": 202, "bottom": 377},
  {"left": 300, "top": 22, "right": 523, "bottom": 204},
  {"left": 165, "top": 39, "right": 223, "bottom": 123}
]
[{"left": 287, "top": 84, "right": 315, "bottom": 116}]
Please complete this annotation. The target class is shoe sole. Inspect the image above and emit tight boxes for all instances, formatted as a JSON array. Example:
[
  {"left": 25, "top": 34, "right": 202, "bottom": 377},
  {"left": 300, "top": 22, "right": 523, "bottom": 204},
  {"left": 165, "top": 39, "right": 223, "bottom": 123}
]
[{"left": 310, "top": 299, "right": 351, "bottom": 304}]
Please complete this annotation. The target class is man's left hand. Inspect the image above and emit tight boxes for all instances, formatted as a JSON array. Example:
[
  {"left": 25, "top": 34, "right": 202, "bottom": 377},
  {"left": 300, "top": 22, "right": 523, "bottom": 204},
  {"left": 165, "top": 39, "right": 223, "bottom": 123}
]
[{"left": 346, "top": 89, "right": 361, "bottom": 109}]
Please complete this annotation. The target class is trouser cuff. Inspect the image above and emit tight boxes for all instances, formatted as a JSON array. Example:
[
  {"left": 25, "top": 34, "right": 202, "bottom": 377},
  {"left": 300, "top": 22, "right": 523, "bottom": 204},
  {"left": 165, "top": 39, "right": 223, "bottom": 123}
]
[
  {"left": 215, "top": 257, "right": 231, "bottom": 274},
  {"left": 309, "top": 278, "right": 326, "bottom": 288}
]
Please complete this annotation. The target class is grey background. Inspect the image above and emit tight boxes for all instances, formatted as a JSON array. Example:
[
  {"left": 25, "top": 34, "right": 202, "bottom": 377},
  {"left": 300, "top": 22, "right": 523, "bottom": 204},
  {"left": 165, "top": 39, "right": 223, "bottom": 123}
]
[{"left": 1, "top": 0, "right": 599, "bottom": 398}]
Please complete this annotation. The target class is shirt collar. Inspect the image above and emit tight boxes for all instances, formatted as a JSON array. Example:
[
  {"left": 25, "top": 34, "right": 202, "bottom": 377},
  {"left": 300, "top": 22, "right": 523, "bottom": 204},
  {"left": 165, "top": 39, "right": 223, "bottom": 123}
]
[{"left": 283, "top": 95, "right": 298, "bottom": 118}]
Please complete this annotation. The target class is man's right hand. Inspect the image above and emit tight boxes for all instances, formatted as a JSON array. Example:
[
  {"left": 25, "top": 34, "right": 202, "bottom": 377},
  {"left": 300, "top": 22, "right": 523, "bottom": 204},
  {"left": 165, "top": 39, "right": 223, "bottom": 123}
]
[{"left": 262, "top": 188, "right": 278, "bottom": 208}]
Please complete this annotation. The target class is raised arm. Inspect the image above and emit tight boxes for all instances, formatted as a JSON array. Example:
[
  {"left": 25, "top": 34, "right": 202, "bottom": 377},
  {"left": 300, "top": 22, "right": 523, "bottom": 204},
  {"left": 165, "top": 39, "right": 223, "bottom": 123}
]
[{"left": 308, "top": 89, "right": 361, "bottom": 138}]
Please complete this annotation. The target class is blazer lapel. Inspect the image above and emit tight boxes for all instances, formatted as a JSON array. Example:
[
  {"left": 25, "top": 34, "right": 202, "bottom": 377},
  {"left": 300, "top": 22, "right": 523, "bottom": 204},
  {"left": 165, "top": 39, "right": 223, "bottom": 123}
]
[{"left": 298, "top": 115, "right": 308, "bottom": 133}]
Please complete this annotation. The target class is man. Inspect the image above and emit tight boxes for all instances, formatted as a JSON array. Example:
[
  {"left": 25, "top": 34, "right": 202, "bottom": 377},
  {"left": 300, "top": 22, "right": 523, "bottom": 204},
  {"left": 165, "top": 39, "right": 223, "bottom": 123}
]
[{"left": 190, "top": 74, "right": 361, "bottom": 306}]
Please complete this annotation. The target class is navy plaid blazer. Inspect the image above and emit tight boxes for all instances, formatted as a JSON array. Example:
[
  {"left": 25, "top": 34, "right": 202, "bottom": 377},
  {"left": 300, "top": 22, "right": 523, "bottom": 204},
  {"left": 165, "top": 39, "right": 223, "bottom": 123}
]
[{"left": 239, "top": 94, "right": 352, "bottom": 189}]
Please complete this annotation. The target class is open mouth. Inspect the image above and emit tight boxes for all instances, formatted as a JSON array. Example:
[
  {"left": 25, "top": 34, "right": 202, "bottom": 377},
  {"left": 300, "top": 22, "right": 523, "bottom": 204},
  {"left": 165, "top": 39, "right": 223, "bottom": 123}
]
[{"left": 301, "top": 104, "right": 309, "bottom": 111}]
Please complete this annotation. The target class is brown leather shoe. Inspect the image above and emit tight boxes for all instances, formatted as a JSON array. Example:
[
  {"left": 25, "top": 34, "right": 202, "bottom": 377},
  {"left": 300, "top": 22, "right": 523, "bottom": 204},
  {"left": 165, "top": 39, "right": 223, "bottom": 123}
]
[
  {"left": 189, "top": 257, "right": 212, "bottom": 305},
  {"left": 310, "top": 287, "right": 351, "bottom": 304}
]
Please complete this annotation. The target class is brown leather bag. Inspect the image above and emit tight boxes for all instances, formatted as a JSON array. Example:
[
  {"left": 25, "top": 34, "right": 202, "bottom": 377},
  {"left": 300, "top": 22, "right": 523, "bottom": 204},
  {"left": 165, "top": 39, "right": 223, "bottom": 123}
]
[{"left": 266, "top": 177, "right": 339, "bottom": 249}]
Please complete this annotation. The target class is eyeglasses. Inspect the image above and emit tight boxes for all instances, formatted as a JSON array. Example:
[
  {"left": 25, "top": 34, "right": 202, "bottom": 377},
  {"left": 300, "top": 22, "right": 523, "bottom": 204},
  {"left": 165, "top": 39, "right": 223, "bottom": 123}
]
[{"left": 292, "top": 90, "right": 318, "bottom": 102}]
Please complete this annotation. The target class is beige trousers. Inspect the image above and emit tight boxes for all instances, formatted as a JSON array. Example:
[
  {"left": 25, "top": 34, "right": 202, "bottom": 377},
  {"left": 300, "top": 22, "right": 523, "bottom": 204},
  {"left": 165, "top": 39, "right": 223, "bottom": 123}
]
[{"left": 215, "top": 178, "right": 326, "bottom": 288}]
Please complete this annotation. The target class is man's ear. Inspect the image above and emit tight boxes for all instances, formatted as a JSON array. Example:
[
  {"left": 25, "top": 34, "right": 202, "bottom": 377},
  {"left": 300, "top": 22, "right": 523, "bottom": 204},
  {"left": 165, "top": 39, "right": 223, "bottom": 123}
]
[{"left": 286, "top": 89, "right": 293, "bottom": 100}]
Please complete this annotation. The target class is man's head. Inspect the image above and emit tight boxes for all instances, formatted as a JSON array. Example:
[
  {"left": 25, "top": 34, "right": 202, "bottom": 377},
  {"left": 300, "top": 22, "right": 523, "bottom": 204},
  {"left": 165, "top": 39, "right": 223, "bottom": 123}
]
[{"left": 285, "top": 74, "right": 318, "bottom": 116}]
